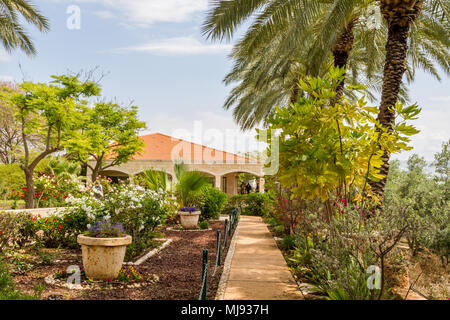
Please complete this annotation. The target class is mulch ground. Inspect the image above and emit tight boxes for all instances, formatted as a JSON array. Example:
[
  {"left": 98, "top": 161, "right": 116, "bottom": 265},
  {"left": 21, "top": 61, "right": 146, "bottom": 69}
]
[{"left": 9, "top": 220, "right": 235, "bottom": 300}]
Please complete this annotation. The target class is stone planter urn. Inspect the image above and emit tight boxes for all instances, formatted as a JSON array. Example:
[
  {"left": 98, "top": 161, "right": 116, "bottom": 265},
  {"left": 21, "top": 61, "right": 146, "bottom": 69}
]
[
  {"left": 77, "top": 234, "right": 132, "bottom": 280},
  {"left": 179, "top": 210, "right": 201, "bottom": 229}
]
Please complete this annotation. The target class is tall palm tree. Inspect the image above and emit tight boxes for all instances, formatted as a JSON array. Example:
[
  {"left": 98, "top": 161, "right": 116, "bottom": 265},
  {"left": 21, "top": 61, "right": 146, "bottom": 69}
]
[
  {"left": 368, "top": 0, "right": 449, "bottom": 198},
  {"left": 203, "top": 0, "right": 448, "bottom": 132},
  {"left": 0, "top": 0, "right": 49, "bottom": 56}
]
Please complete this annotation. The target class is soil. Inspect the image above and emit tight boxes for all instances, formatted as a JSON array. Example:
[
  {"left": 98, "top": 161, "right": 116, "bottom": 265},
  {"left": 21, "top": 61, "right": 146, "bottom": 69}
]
[
  {"left": 407, "top": 248, "right": 449, "bottom": 299},
  {"left": 6, "top": 220, "right": 234, "bottom": 300}
]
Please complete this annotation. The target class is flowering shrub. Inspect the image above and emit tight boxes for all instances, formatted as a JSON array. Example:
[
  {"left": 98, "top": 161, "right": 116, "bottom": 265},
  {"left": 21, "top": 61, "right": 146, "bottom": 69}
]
[
  {"left": 30, "top": 214, "right": 67, "bottom": 248},
  {"left": 0, "top": 212, "right": 69, "bottom": 249},
  {"left": 65, "top": 182, "right": 173, "bottom": 259},
  {"left": 85, "top": 220, "right": 125, "bottom": 238},
  {"left": 0, "top": 211, "right": 36, "bottom": 249},
  {"left": 5, "top": 174, "right": 85, "bottom": 209}
]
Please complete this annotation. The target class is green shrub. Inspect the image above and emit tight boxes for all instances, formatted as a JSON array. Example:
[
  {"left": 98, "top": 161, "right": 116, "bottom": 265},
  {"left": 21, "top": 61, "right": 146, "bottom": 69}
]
[
  {"left": 199, "top": 185, "right": 227, "bottom": 221},
  {"left": 199, "top": 220, "right": 209, "bottom": 230},
  {"left": 0, "top": 211, "right": 36, "bottom": 249},
  {"left": 228, "top": 193, "right": 273, "bottom": 216},
  {"left": 0, "top": 164, "right": 25, "bottom": 205},
  {"left": 280, "top": 235, "right": 296, "bottom": 250},
  {"left": 0, "top": 258, "right": 43, "bottom": 300}
]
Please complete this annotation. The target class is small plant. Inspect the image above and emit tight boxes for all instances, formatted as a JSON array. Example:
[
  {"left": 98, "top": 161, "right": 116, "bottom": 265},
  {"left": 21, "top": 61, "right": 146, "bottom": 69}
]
[
  {"left": 84, "top": 220, "right": 126, "bottom": 238},
  {"left": 280, "top": 235, "right": 296, "bottom": 251},
  {"left": 180, "top": 207, "right": 201, "bottom": 213},
  {"left": 199, "top": 221, "right": 209, "bottom": 230},
  {"left": 38, "top": 252, "right": 54, "bottom": 266},
  {"left": 174, "top": 163, "right": 209, "bottom": 208},
  {"left": 117, "top": 266, "right": 142, "bottom": 282}
]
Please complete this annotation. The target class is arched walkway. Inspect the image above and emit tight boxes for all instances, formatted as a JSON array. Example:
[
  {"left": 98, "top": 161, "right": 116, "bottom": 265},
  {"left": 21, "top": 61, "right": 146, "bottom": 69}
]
[{"left": 98, "top": 169, "right": 129, "bottom": 183}]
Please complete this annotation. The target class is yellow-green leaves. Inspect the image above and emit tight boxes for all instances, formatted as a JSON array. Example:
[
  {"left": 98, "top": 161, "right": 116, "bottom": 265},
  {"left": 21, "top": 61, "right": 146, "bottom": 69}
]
[{"left": 264, "top": 68, "right": 420, "bottom": 203}]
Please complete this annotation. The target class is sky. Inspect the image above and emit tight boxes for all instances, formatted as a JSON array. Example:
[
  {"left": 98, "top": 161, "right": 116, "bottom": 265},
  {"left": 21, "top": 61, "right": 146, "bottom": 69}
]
[{"left": 1, "top": 0, "right": 449, "bottom": 167}]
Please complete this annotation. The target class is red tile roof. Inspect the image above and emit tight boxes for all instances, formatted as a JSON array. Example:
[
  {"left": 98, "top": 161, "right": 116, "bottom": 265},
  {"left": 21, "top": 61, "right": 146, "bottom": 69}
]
[{"left": 131, "top": 133, "right": 253, "bottom": 163}]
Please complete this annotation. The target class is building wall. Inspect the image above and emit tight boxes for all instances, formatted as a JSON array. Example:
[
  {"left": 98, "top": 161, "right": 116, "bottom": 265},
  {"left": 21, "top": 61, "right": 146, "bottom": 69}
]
[{"left": 87, "top": 159, "right": 265, "bottom": 197}]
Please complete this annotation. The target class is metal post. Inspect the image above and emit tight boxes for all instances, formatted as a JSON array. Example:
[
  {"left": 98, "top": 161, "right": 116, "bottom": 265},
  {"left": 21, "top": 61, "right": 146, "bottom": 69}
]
[
  {"left": 228, "top": 214, "right": 232, "bottom": 237},
  {"left": 216, "top": 229, "right": 221, "bottom": 266},
  {"left": 200, "top": 248, "right": 208, "bottom": 300},
  {"left": 224, "top": 219, "right": 228, "bottom": 247}
]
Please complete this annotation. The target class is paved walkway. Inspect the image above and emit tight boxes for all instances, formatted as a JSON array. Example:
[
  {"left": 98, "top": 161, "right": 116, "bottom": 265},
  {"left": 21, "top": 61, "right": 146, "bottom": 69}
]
[{"left": 223, "top": 216, "right": 303, "bottom": 300}]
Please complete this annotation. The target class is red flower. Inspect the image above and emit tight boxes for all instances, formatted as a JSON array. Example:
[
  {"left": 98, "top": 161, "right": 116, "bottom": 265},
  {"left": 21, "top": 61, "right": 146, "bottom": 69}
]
[
  {"left": 59, "top": 224, "right": 62, "bottom": 229},
  {"left": 22, "top": 187, "right": 27, "bottom": 190}
]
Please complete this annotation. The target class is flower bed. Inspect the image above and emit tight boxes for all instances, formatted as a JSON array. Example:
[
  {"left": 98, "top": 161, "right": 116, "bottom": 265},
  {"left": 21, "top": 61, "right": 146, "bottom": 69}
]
[{"left": 7, "top": 220, "right": 236, "bottom": 300}]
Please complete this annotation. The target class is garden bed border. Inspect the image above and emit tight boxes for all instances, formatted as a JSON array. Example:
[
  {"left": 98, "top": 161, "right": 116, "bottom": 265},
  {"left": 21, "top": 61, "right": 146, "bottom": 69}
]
[
  {"left": 124, "top": 238, "right": 173, "bottom": 266},
  {"left": 214, "top": 219, "right": 240, "bottom": 300}
]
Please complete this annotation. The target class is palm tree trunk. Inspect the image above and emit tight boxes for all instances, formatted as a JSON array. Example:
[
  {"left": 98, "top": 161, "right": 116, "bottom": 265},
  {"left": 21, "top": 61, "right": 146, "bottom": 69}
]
[
  {"left": 332, "top": 19, "right": 356, "bottom": 98},
  {"left": 369, "top": 0, "right": 423, "bottom": 199}
]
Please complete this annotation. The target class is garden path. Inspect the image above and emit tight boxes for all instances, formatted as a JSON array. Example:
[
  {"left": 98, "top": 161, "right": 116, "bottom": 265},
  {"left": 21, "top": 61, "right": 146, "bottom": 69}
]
[{"left": 222, "top": 215, "right": 303, "bottom": 300}]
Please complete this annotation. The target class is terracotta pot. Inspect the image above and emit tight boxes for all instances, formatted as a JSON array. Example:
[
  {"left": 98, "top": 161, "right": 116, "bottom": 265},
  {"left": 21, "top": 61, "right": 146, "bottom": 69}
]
[
  {"left": 77, "top": 234, "right": 132, "bottom": 280},
  {"left": 179, "top": 211, "right": 201, "bottom": 229}
]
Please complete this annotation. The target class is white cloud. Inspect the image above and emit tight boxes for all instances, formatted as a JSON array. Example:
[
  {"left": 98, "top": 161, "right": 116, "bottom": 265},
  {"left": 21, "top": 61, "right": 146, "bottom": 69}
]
[
  {"left": 115, "top": 37, "right": 232, "bottom": 56},
  {"left": 61, "top": 0, "right": 208, "bottom": 26},
  {"left": 93, "top": 10, "right": 116, "bottom": 19}
]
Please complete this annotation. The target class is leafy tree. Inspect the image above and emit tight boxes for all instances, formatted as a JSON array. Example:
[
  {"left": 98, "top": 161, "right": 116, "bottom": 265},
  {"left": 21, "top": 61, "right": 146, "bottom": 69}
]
[
  {"left": 67, "top": 102, "right": 146, "bottom": 181},
  {"left": 433, "top": 139, "right": 449, "bottom": 199},
  {"left": 0, "top": 75, "right": 100, "bottom": 208},
  {"left": 0, "top": 0, "right": 49, "bottom": 55},
  {"left": 0, "top": 82, "right": 23, "bottom": 164},
  {"left": 262, "top": 68, "right": 420, "bottom": 219},
  {"left": 385, "top": 153, "right": 449, "bottom": 259}
]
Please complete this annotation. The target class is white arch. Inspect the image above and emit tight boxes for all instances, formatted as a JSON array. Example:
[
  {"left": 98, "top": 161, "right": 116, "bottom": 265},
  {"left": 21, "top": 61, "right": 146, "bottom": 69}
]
[
  {"left": 217, "top": 169, "right": 262, "bottom": 177},
  {"left": 99, "top": 169, "right": 131, "bottom": 176}
]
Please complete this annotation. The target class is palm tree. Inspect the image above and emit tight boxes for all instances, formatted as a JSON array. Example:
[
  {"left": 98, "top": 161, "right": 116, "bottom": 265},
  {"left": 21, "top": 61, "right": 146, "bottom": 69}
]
[
  {"left": 203, "top": 0, "right": 448, "bottom": 131},
  {"left": 173, "top": 163, "right": 209, "bottom": 208},
  {"left": 0, "top": 0, "right": 49, "bottom": 56},
  {"left": 141, "top": 169, "right": 169, "bottom": 192},
  {"left": 47, "top": 158, "right": 82, "bottom": 183},
  {"left": 368, "top": 0, "right": 449, "bottom": 198}
]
